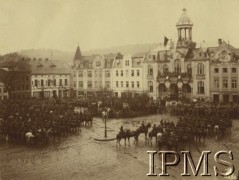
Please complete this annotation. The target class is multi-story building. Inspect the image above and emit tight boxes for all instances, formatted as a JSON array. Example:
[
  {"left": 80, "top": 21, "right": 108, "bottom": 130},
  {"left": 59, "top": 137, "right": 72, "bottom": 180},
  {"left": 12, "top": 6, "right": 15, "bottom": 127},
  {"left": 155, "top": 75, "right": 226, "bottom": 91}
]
[
  {"left": 30, "top": 58, "right": 72, "bottom": 98},
  {"left": 145, "top": 8, "right": 210, "bottom": 101},
  {"left": 112, "top": 54, "right": 144, "bottom": 98},
  {"left": 71, "top": 8, "right": 239, "bottom": 103},
  {"left": 73, "top": 45, "right": 123, "bottom": 98},
  {"left": 209, "top": 40, "right": 239, "bottom": 103}
]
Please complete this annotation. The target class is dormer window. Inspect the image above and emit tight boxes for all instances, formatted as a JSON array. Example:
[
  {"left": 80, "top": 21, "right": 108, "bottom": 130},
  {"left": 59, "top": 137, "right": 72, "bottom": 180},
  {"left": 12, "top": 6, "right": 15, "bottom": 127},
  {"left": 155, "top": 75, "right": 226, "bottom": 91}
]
[
  {"left": 96, "top": 61, "right": 101, "bottom": 67},
  {"left": 125, "top": 60, "right": 129, "bottom": 66},
  {"left": 116, "top": 60, "right": 120, "bottom": 66},
  {"left": 137, "top": 60, "right": 140, "bottom": 65}
]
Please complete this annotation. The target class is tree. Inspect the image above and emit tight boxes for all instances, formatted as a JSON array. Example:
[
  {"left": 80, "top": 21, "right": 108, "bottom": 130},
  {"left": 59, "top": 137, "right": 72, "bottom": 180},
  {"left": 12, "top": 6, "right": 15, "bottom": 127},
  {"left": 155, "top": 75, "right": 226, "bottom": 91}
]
[{"left": 0, "top": 53, "right": 30, "bottom": 99}]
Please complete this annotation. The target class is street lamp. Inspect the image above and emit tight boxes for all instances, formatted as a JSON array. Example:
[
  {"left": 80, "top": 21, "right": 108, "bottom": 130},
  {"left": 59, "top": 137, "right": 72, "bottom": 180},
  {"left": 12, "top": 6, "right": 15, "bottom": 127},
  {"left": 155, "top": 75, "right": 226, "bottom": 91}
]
[{"left": 103, "top": 88, "right": 107, "bottom": 138}]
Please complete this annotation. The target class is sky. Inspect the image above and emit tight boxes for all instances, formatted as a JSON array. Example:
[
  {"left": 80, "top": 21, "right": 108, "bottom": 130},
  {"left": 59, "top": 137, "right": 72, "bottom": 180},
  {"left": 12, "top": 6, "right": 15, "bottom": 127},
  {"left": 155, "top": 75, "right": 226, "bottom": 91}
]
[{"left": 0, "top": 0, "right": 239, "bottom": 54}]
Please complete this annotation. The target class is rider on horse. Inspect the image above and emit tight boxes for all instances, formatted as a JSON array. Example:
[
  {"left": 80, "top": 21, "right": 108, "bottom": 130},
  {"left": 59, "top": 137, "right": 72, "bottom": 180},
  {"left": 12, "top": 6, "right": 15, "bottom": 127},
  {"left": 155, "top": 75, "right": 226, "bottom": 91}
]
[
  {"left": 141, "top": 121, "right": 145, "bottom": 131},
  {"left": 119, "top": 125, "right": 124, "bottom": 135},
  {"left": 152, "top": 124, "right": 157, "bottom": 134}
]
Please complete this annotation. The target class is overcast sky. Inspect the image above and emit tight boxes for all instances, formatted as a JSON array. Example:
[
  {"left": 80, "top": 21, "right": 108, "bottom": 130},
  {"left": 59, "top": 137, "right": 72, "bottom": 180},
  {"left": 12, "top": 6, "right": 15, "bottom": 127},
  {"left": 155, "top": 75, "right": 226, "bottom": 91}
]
[{"left": 0, "top": 0, "right": 239, "bottom": 54}]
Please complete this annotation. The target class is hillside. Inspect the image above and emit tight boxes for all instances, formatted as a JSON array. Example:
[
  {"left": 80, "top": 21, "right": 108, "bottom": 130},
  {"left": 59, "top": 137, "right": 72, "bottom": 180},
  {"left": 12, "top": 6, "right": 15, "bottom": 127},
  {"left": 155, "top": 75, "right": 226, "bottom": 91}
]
[{"left": 19, "top": 43, "right": 161, "bottom": 63}]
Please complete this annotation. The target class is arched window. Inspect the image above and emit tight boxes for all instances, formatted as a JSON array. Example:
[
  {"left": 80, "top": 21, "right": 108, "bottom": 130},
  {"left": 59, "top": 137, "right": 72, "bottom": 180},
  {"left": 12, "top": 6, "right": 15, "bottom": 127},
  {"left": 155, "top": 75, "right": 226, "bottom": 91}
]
[
  {"left": 197, "top": 63, "right": 204, "bottom": 75},
  {"left": 148, "top": 65, "right": 153, "bottom": 76},
  {"left": 187, "top": 63, "right": 192, "bottom": 76},
  {"left": 197, "top": 81, "right": 204, "bottom": 94},
  {"left": 174, "top": 59, "right": 181, "bottom": 73},
  {"left": 163, "top": 64, "right": 169, "bottom": 74},
  {"left": 148, "top": 81, "right": 153, "bottom": 92}
]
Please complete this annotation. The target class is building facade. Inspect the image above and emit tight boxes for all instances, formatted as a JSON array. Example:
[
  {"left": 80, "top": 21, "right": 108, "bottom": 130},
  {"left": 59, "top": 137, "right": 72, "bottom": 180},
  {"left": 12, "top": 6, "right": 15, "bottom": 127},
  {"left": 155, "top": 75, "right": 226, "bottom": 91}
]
[{"left": 0, "top": 82, "right": 8, "bottom": 100}]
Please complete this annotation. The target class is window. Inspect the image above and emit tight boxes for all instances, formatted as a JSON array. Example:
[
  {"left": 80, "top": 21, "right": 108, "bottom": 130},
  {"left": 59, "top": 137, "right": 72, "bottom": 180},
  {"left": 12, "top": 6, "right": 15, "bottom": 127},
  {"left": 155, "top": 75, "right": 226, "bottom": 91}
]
[
  {"left": 116, "top": 81, "right": 119, "bottom": 87},
  {"left": 59, "top": 79, "right": 62, "bottom": 86},
  {"left": 214, "top": 68, "right": 219, "bottom": 73},
  {"left": 106, "top": 81, "right": 110, "bottom": 88},
  {"left": 48, "top": 80, "right": 51, "bottom": 86},
  {"left": 35, "top": 80, "right": 38, "bottom": 86},
  {"left": 126, "top": 70, "right": 129, "bottom": 77},
  {"left": 197, "top": 81, "right": 204, "bottom": 94},
  {"left": 148, "top": 65, "right": 153, "bottom": 75},
  {"left": 187, "top": 64, "right": 192, "bottom": 76},
  {"left": 96, "top": 61, "right": 101, "bottom": 67},
  {"left": 125, "top": 61, "right": 129, "bottom": 66},
  {"left": 116, "top": 70, "right": 118, "bottom": 76},
  {"left": 197, "top": 63, "right": 204, "bottom": 74},
  {"left": 131, "top": 81, "right": 134, "bottom": 88},
  {"left": 223, "top": 79, "right": 228, "bottom": 88},
  {"left": 214, "top": 78, "right": 219, "bottom": 88},
  {"left": 41, "top": 79, "right": 44, "bottom": 86},
  {"left": 53, "top": 79, "right": 56, "bottom": 86},
  {"left": 105, "top": 71, "right": 110, "bottom": 77},
  {"left": 222, "top": 68, "right": 227, "bottom": 73},
  {"left": 153, "top": 55, "right": 156, "bottom": 60},
  {"left": 95, "top": 71, "right": 98, "bottom": 77},
  {"left": 232, "top": 79, "right": 237, "bottom": 88},
  {"left": 87, "top": 81, "right": 92, "bottom": 88},
  {"left": 137, "top": 81, "right": 140, "bottom": 88},
  {"left": 148, "top": 81, "right": 153, "bottom": 92},
  {"left": 131, "top": 70, "right": 134, "bottom": 76},
  {"left": 121, "top": 70, "right": 123, "bottom": 76},
  {"left": 65, "top": 79, "right": 68, "bottom": 86},
  {"left": 79, "top": 71, "right": 83, "bottom": 77},
  {"left": 79, "top": 81, "right": 83, "bottom": 88},
  {"left": 121, "top": 81, "right": 123, "bottom": 87},
  {"left": 126, "top": 81, "right": 129, "bottom": 88},
  {"left": 88, "top": 71, "right": 92, "bottom": 77},
  {"left": 137, "top": 70, "right": 140, "bottom": 76},
  {"left": 163, "top": 64, "right": 169, "bottom": 74},
  {"left": 232, "top": 68, "right": 237, "bottom": 73},
  {"left": 174, "top": 59, "right": 181, "bottom": 73}
]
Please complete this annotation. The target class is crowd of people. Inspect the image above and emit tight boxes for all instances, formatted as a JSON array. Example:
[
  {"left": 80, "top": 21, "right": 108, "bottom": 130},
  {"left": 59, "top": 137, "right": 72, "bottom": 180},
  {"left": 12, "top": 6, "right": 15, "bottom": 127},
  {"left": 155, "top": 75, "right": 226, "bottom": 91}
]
[
  {"left": 0, "top": 99, "right": 93, "bottom": 145},
  {"left": 117, "top": 102, "right": 233, "bottom": 149}
]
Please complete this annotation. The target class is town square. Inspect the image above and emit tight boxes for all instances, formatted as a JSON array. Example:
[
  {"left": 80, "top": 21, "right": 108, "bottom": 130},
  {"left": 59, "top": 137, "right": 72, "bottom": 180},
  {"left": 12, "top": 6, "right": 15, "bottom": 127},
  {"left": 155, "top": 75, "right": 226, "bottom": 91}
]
[{"left": 0, "top": 0, "right": 239, "bottom": 180}]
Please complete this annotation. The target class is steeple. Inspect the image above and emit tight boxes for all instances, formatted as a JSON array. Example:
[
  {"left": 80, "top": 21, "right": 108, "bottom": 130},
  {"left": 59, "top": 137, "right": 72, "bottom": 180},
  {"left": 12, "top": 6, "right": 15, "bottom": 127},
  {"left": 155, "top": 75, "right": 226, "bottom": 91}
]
[{"left": 74, "top": 45, "right": 82, "bottom": 60}]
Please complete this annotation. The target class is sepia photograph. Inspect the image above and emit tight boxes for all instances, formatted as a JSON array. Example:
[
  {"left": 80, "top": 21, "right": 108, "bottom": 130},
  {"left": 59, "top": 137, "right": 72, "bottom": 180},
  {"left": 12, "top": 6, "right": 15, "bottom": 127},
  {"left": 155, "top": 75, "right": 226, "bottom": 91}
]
[{"left": 0, "top": 0, "right": 239, "bottom": 179}]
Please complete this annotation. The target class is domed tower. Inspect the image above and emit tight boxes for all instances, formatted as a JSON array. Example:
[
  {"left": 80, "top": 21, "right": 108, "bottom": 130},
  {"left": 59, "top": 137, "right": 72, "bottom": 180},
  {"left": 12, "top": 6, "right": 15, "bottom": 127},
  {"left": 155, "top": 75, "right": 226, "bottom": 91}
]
[{"left": 176, "top": 8, "right": 193, "bottom": 47}]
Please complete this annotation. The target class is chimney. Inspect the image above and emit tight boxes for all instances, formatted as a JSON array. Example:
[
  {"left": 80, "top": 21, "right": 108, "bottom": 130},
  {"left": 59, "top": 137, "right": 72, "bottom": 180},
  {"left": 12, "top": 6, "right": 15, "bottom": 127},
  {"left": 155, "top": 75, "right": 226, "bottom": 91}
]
[{"left": 218, "top": 39, "right": 222, "bottom": 45}]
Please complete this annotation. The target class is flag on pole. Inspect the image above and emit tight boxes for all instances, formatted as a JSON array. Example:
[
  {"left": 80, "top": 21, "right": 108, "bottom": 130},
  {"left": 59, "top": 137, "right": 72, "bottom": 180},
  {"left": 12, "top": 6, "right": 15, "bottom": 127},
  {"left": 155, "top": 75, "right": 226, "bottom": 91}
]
[{"left": 164, "top": 36, "right": 169, "bottom": 47}]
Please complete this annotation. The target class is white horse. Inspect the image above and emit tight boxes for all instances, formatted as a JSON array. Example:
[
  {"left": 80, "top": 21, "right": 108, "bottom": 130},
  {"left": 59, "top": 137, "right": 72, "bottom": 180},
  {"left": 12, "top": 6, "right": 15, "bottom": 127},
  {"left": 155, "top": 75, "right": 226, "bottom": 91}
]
[
  {"left": 25, "top": 132, "right": 35, "bottom": 145},
  {"left": 214, "top": 125, "right": 219, "bottom": 141}
]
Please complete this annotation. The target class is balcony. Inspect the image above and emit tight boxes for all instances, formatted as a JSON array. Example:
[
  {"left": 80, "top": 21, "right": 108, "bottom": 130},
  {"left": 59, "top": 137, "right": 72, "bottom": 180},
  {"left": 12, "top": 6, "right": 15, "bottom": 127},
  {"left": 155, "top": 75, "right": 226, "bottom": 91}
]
[{"left": 196, "top": 74, "right": 205, "bottom": 79}]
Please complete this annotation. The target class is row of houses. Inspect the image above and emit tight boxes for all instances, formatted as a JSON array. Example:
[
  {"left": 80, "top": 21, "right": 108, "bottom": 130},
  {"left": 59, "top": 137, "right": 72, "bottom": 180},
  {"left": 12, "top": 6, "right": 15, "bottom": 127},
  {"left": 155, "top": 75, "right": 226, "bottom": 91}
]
[{"left": 1, "top": 9, "right": 239, "bottom": 103}]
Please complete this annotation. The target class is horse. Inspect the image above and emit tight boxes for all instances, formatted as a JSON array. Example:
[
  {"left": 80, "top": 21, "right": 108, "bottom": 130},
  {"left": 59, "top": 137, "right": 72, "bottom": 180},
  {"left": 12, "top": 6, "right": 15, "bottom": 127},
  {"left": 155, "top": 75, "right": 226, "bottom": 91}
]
[
  {"left": 138, "top": 123, "right": 151, "bottom": 140},
  {"left": 116, "top": 130, "right": 126, "bottom": 146},
  {"left": 125, "top": 129, "right": 140, "bottom": 145},
  {"left": 25, "top": 131, "right": 35, "bottom": 145},
  {"left": 214, "top": 125, "right": 219, "bottom": 141}
]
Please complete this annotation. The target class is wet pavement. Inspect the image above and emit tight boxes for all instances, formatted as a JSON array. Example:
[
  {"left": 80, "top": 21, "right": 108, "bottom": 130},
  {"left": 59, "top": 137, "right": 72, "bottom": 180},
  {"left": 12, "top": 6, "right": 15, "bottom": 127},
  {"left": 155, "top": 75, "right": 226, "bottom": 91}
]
[{"left": 0, "top": 114, "right": 239, "bottom": 180}]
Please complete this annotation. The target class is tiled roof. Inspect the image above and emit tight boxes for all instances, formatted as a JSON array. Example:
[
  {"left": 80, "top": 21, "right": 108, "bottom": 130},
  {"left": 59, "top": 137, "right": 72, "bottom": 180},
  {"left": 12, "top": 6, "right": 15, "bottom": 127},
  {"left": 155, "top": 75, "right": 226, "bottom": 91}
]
[{"left": 29, "top": 59, "right": 72, "bottom": 75}]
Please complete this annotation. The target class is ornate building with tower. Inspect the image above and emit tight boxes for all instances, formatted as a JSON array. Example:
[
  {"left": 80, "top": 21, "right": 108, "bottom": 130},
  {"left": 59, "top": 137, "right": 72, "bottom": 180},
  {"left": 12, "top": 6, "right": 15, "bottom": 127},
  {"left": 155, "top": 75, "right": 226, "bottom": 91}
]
[{"left": 72, "top": 8, "right": 239, "bottom": 103}]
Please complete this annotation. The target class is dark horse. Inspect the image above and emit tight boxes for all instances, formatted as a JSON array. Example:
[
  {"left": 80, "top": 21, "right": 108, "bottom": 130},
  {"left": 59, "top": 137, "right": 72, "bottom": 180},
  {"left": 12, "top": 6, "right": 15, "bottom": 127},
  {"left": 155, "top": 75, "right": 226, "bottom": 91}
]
[
  {"left": 125, "top": 129, "right": 141, "bottom": 145},
  {"left": 138, "top": 123, "right": 151, "bottom": 140},
  {"left": 116, "top": 131, "right": 126, "bottom": 146}
]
